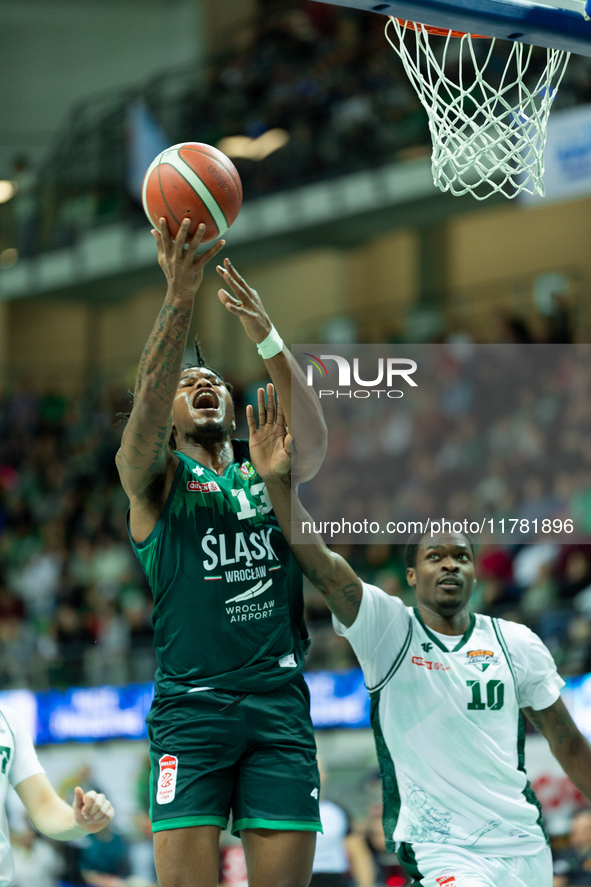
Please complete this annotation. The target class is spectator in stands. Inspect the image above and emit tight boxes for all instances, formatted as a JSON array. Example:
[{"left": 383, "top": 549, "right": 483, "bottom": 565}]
[
  {"left": 79, "top": 824, "right": 131, "bottom": 885},
  {"left": 311, "top": 762, "right": 375, "bottom": 887},
  {"left": 553, "top": 809, "right": 591, "bottom": 886},
  {"left": 11, "top": 827, "right": 62, "bottom": 887}
]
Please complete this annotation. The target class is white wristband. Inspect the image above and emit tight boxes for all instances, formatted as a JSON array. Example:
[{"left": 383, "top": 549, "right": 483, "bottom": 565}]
[{"left": 256, "top": 325, "right": 284, "bottom": 359}]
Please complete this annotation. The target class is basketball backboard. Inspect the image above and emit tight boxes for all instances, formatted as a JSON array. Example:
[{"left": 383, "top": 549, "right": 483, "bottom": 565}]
[{"left": 313, "top": 0, "right": 591, "bottom": 56}]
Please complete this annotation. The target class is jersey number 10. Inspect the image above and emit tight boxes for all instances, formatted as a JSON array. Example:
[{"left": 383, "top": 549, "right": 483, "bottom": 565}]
[{"left": 467, "top": 679, "right": 505, "bottom": 711}]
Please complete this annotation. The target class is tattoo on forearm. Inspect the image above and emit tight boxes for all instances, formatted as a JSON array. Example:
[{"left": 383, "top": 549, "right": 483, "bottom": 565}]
[
  {"left": 330, "top": 579, "right": 362, "bottom": 611},
  {"left": 136, "top": 303, "right": 192, "bottom": 396},
  {"left": 523, "top": 702, "right": 583, "bottom": 755},
  {"left": 120, "top": 421, "right": 173, "bottom": 474}
]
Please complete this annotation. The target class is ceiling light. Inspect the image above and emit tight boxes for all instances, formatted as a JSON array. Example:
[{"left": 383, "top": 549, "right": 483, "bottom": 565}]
[
  {"left": 0, "top": 181, "right": 17, "bottom": 204},
  {"left": 217, "top": 129, "right": 290, "bottom": 162}
]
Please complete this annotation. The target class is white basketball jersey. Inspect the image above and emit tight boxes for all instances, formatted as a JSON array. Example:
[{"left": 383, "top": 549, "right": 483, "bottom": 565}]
[
  {"left": 334, "top": 583, "right": 564, "bottom": 862},
  {"left": 0, "top": 706, "right": 45, "bottom": 886}
]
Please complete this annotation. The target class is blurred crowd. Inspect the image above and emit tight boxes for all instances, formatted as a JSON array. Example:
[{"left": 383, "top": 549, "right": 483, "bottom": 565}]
[
  {"left": 301, "top": 342, "right": 591, "bottom": 546},
  {"left": 4, "top": 2, "right": 591, "bottom": 257},
  {"left": 1, "top": 369, "right": 591, "bottom": 690},
  {"left": 0, "top": 382, "right": 155, "bottom": 690}
]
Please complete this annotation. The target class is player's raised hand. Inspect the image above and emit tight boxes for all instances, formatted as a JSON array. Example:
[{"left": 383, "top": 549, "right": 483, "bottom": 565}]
[
  {"left": 216, "top": 259, "right": 274, "bottom": 344},
  {"left": 73, "top": 786, "right": 115, "bottom": 834},
  {"left": 247, "top": 384, "right": 292, "bottom": 482},
  {"left": 152, "top": 218, "right": 225, "bottom": 298}
]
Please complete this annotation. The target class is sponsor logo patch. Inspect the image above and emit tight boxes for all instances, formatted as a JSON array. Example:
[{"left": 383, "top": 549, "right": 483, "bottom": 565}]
[
  {"left": 187, "top": 481, "right": 221, "bottom": 493},
  {"left": 225, "top": 578, "right": 273, "bottom": 604},
  {"left": 466, "top": 649, "right": 499, "bottom": 671},
  {"left": 435, "top": 876, "right": 457, "bottom": 886},
  {"left": 412, "top": 655, "right": 449, "bottom": 671},
  {"left": 156, "top": 754, "right": 178, "bottom": 805}
]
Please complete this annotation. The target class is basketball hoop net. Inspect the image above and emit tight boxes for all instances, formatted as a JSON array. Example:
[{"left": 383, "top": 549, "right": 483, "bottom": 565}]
[{"left": 385, "top": 18, "right": 571, "bottom": 199}]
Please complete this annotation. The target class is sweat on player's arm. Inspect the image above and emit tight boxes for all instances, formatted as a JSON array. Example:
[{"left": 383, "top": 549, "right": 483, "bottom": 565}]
[{"left": 246, "top": 383, "right": 361, "bottom": 627}]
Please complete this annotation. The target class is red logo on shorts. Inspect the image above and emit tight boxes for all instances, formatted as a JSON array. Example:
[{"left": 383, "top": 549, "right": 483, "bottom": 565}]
[
  {"left": 156, "top": 754, "right": 178, "bottom": 805},
  {"left": 436, "top": 876, "right": 457, "bottom": 886}
]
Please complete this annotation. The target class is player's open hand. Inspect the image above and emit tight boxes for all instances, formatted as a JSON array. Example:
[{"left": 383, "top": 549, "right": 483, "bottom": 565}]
[
  {"left": 216, "top": 259, "right": 274, "bottom": 344},
  {"left": 73, "top": 786, "right": 115, "bottom": 834},
  {"left": 152, "top": 218, "right": 225, "bottom": 299},
  {"left": 247, "top": 384, "right": 292, "bottom": 482}
]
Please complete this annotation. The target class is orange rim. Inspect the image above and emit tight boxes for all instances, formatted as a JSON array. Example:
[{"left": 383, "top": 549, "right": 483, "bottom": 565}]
[{"left": 395, "top": 18, "right": 490, "bottom": 38}]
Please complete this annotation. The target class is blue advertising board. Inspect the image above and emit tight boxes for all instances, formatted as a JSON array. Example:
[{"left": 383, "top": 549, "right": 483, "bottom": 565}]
[
  {"left": 3, "top": 671, "right": 591, "bottom": 745},
  {"left": 0, "top": 669, "right": 370, "bottom": 745}
]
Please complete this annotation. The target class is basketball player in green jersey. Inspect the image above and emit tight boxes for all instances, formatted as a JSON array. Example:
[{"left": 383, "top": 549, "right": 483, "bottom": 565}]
[
  {"left": 247, "top": 384, "right": 591, "bottom": 887},
  {"left": 116, "top": 220, "right": 326, "bottom": 887}
]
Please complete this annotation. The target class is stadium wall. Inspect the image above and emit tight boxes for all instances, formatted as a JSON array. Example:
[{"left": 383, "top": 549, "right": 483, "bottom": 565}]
[{"left": 2, "top": 196, "right": 590, "bottom": 388}]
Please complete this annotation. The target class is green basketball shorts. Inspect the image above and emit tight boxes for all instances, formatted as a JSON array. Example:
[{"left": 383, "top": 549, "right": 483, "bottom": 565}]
[{"left": 147, "top": 673, "right": 322, "bottom": 835}]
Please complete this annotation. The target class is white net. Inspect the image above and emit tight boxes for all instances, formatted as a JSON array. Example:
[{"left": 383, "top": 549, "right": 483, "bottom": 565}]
[{"left": 385, "top": 18, "right": 571, "bottom": 199}]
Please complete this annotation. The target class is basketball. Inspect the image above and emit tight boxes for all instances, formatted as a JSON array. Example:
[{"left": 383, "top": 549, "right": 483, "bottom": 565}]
[{"left": 142, "top": 142, "right": 243, "bottom": 242}]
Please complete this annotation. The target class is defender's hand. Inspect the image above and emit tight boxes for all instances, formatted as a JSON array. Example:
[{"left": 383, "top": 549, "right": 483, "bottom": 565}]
[
  {"left": 247, "top": 384, "right": 292, "bottom": 481},
  {"left": 73, "top": 786, "right": 115, "bottom": 834},
  {"left": 216, "top": 259, "right": 274, "bottom": 344},
  {"left": 152, "top": 218, "right": 225, "bottom": 299}
]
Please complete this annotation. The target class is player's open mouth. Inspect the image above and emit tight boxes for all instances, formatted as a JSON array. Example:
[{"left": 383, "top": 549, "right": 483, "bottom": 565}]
[
  {"left": 438, "top": 578, "right": 461, "bottom": 588},
  {"left": 193, "top": 390, "right": 219, "bottom": 410}
]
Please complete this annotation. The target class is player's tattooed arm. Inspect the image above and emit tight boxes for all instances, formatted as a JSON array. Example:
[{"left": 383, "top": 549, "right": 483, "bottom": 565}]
[
  {"left": 523, "top": 697, "right": 591, "bottom": 801},
  {"left": 303, "top": 565, "right": 363, "bottom": 626},
  {"left": 247, "top": 384, "right": 362, "bottom": 626},
  {"left": 117, "top": 219, "right": 224, "bottom": 500}
]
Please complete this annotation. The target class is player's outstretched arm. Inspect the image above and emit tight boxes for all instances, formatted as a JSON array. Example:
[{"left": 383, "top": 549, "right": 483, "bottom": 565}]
[
  {"left": 217, "top": 260, "right": 327, "bottom": 482},
  {"left": 116, "top": 219, "right": 225, "bottom": 503},
  {"left": 523, "top": 697, "right": 591, "bottom": 800},
  {"left": 16, "top": 774, "right": 114, "bottom": 841},
  {"left": 248, "top": 385, "right": 361, "bottom": 627}
]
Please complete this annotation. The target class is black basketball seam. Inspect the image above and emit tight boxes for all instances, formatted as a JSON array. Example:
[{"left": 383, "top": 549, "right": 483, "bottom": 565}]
[
  {"left": 180, "top": 146, "right": 241, "bottom": 210},
  {"left": 161, "top": 162, "right": 222, "bottom": 232},
  {"left": 157, "top": 162, "right": 181, "bottom": 228}
]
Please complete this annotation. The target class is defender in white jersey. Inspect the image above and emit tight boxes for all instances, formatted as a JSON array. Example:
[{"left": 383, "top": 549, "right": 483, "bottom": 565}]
[
  {"left": 0, "top": 705, "right": 114, "bottom": 887},
  {"left": 246, "top": 386, "right": 591, "bottom": 887}
]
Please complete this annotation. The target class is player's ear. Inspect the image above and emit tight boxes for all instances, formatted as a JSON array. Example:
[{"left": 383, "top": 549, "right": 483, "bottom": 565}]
[
  {"left": 231, "top": 417, "right": 236, "bottom": 432},
  {"left": 406, "top": 567, "right": 416, "bottom": 588}
]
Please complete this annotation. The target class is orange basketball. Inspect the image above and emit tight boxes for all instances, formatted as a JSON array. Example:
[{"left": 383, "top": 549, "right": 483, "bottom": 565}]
[{"left": 142, "top": 142, "right": 243, "bottom": 242}]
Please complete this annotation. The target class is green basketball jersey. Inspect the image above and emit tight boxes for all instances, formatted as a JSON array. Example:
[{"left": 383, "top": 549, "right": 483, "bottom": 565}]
[{"left": 129, "top": 442, "right": 309, "bottom": 696}]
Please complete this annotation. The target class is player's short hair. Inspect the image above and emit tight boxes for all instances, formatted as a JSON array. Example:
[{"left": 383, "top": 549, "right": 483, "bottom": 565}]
[{"left": 404, "top": 530, "right": 475, "bottom": 569}]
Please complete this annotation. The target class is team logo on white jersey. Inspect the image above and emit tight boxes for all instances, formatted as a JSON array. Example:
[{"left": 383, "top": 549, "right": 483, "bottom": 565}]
[
  {"left": 466, "top": 649, "right": 499, "bottom": 671},
  {"left": 156, "top": 754, "right": 178, "bottom": 805},
  {"left": 412, "top": 655, "right": 449, "bottom": 672}
]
